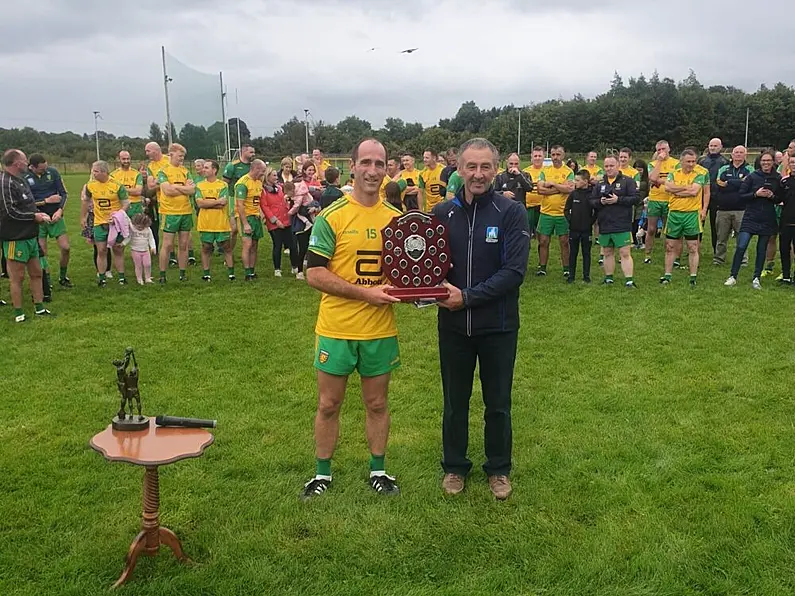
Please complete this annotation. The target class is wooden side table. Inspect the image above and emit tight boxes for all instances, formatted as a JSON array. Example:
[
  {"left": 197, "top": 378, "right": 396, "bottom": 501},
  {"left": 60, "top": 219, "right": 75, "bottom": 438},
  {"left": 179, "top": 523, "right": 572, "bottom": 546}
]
[{"left": 90, "top": 418, "right": 214, "bottom": 589}]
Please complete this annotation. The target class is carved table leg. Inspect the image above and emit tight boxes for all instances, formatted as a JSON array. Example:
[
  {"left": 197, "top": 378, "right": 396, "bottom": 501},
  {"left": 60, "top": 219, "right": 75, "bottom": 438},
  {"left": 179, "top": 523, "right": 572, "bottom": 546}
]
[{"left": 112, "top": 466, "right": 190, "bottom": 588}]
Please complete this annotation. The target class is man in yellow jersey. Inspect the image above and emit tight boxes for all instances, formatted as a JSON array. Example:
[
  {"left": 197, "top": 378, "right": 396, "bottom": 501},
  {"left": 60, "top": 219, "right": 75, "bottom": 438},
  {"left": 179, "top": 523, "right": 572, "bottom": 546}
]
[
  {"left": 536, "top": 145, "right": 574, "bottom": 277},
  {"left": 196, "top": 160, "right": 235, "bottom": 282},
  {"left": 145, "top": 142, "right": 169, "bottom": 253},
  {"left": 300, "top": 138, "right": 403, "bottom": 501},
  {"left": 111, "top": 151, "right": 144, "bottom": 216},
  {"left": 618, "top": 148, "right": 642, "bottom": 250},
  {"left": 399, "top": 153, "right": 421, "bottom": 210},
  {"left": 235, "top": 159, "right": 266, "bottom": 281},
  {"left": 523, "top": 146, "right": 545, "bottom": 238},
  {"left": 80, "top": 160, "right": 130, "bottom": 287},
  {"left": 156, "top": 143, "right": 195, "bottom": 282},
  {"left": 419, "top": 148, "right": 446, "bottom": 211},
  {"left": 661, "top": 149, "right": 708, "bottom": 287},
  {"left": 312, "top": 148, "right": 332, "bottom": 180},
  {"left": 780, "top": 140, "right": 795, "bottom": 176},
  {"left": 645, "top": 140, "right": 679, "bottom": 264},
  {"left": 582, "top": 151, "right": 604, "bottom": 185},
  {"left": 378, "top": 157, "right": 403, "bottom": 202}
]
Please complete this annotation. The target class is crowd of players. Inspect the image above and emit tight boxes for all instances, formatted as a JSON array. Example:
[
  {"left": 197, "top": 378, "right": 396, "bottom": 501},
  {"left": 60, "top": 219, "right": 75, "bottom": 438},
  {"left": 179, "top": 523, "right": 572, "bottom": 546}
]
[{"left": 1, "top": 136, "right": 795, "bottom": 323}]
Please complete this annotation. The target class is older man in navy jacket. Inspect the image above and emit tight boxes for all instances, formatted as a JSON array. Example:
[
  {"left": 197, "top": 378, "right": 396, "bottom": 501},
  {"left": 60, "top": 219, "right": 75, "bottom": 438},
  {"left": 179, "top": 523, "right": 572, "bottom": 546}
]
[{"left": 432, "top": 138, "right": 530, "bottom": 500}]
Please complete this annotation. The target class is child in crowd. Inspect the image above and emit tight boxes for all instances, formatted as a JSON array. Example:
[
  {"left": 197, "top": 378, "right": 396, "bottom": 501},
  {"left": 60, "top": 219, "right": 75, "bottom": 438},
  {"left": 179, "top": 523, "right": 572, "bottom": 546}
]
[
  {"left": 129, "top": 213, "right": 156, "bottom": 284},
  {"left": 320, "top": 167, "right": 344, "bottom": 209},
  {"left": 564, "top": 170, "right": 596, "bottom": 283},
  {"left": 289, "top": 174, "right": 320, "bottom": 232},
  {"left": 384, "top": 181, "right": 403, "bottom": 212}
]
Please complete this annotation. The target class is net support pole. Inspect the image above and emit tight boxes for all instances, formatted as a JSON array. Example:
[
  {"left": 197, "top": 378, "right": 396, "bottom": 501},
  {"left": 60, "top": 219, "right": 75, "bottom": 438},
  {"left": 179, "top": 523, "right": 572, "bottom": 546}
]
[
  {"left": 162, "top": 46, "right": 173, "bottom": 146},
  {"left": 220, "top": 71, "right": 229, "bottom": 160}
]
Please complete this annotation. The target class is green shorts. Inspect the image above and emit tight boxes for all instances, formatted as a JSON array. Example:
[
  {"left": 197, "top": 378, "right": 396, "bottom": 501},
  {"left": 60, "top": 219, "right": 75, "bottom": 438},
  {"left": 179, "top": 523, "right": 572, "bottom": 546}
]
[
  {"left": 162, "top": 214, "right": 193, "bottom": 234},
  {"left": 314, "top": 335, "right": 401, "bottom": 377},
  {"left": 599, "top": 231, "right": 632, "bottom": 248},
  {"left": 242, "top": 215, "right": 264, "bottom": 240},
  {"left": 647, "top": 200, "right": 669, "bottom": 219},
  {"left": 537, "top": 213, "right": 569, "bottom": 237},
  {"left": 200, "top": 231, "right": 231, "bottom": 244},
  {"left": 93, "top": 224, "right": 110, "bottom": 243},
  {"left": 665, "top": 211, "right": 701, "bottom": 239},
  {"left": 526, "top": 206, "right": 540, "bottom": 233},
  {"left": 127, "top": 202, "right": 144, "bottom": 217},
  {"left": 3, "top": 238, "right": 40, "bottom": 263},
  {"left": 38, "top": 219, "right": 67, "bottom": 239}
]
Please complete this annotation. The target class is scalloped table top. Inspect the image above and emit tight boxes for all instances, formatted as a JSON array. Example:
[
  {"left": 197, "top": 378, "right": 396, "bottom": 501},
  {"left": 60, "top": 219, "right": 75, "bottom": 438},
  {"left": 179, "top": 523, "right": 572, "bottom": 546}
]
[{"left": 90, "top": 418, "right": 214, "bottom": 466}]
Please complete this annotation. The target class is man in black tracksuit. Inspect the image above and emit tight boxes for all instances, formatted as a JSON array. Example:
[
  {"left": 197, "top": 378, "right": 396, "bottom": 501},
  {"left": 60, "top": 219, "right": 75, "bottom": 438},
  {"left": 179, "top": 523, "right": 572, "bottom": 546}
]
[
  {"left": 493, "top": 153, "right": 533, "bottom": 206},
  {"left": 432, "top": 138, "right": 530, "bottom": 501},
  {"left": 698, "top": 138, "right": 728, "bottom": 254},
  {"left": 589, "top": 156, "right": 639, "bottom": 286}
]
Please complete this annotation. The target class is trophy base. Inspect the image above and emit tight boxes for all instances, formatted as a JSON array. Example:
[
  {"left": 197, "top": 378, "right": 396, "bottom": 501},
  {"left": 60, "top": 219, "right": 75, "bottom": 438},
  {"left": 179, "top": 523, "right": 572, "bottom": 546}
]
[
  {"left": 387, "top": 286, "right": 450, "bottom": 302},
  {"left": 112, "top": 415, "right": 150, "bottom": 431}
]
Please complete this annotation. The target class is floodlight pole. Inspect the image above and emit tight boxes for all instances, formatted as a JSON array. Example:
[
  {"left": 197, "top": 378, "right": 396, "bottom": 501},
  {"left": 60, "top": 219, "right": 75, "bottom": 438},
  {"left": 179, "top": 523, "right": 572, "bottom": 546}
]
[
  {"left": 162, "top": 46, "right": 173, "bottom": 146},
  {"left": 304, "top": 109, "right": 310, "bottom": 154},
  {"left": 93, "top": 111, "right": 101, "bottom": 161},
  {"left": 744, "top": 107, "right": 750, "bottom": 147},
  {"left": 517, "top": 108, "right": 522, "bottom": 155},
  {"left": 220, "top": 72, "right": 229, "bottom": 160}
]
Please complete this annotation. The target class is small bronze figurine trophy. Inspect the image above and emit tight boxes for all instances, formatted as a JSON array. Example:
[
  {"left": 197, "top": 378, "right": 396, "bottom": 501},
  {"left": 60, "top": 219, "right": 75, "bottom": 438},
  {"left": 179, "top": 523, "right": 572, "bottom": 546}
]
[{"left": 111, "top": 347, "right": 149, "bottom": 431}]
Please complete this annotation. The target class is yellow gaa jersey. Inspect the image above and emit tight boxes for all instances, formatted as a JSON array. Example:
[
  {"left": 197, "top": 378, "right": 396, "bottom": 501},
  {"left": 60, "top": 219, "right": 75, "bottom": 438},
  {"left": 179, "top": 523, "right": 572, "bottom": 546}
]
[
  {"left": 234, "top": 174, "right": 263, "bottom": 216},
  {"left": 620, "top": 167, "right": 641, "bottom": 184},
  {"left": 146, "top": 156, "right": 170, "bottom": 203},
  {"left": 308, "top": 195, "right": 402, "bottom": 340},
  {"left": 419, "top": 164, "right": 445, "bottom": 211},
  {"left": 666, "top": 168, "right": 707, "bottom": 212},
  {"left": 648, "top": 157, "right": 680, "bottom": 203},
  {"left": 156, "top": 164, "right": 193, "bottom": 215},
  {"left": 85, "top": 179, "right": 129, "bottom": 225},
  {"left": 583, "top": 164, "right": 605, "bottom": 181},
  {"left": 522, "top": 165, "right": 544, "bottom": 207},
  {"left": 195, "top": 179, "right": 231, "bottom": 232},
  {"left": 398, "top": 168, "right": 421, "bottom": 203},
  {"left": 110, "top": 168, "right": 143, "bottom": 203},
  {"left": 538, "top": 164, "right": 574, "bottom": 217}
]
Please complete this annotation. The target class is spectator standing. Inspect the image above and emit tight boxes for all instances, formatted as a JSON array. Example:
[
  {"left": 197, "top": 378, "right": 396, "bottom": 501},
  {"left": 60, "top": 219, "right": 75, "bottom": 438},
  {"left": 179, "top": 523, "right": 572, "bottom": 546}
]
[{"left": 261, "top": 168, "right": 300, "bottom": 278}]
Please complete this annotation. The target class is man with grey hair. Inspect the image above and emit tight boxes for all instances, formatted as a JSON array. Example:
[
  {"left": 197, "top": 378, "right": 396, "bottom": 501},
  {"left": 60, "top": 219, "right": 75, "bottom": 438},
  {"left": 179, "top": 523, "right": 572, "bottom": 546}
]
[
  {"left": 714, "top": 146, "right": 752, "bottom": 265},
  {"left": 0, "top": 149, "right": 53, "bottom": 321},
  {"left": 432, "top": 138, "right": 530, "bottom": 501},
  {"left": 698, "top": 137, "right": 728, "bottom": 256},
  {"left": 81, "top": 160, "right": 130, "bottom": 286}
]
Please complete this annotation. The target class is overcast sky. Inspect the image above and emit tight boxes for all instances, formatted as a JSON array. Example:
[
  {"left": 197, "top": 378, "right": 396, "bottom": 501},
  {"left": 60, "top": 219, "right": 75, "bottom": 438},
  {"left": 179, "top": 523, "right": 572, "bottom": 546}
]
[{"left": 1, "top": 0, "right": 794, "bottom": 138}]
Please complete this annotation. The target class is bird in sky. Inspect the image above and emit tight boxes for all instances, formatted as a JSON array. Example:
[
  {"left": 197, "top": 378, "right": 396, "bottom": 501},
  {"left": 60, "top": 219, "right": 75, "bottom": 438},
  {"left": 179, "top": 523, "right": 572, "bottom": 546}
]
[{"left": 400, "top": 48, "right": 419, "bottom": 54}]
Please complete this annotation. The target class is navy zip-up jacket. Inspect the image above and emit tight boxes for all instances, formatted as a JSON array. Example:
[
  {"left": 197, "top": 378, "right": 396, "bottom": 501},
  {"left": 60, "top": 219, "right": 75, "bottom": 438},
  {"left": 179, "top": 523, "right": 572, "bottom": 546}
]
[
  {"left": 588, "top": 172, "right": 638, "bottom": 234},
  {"left": 432, "top": 189, "right": 530, "bottom": 337},
  {"left": 25, "top": 167, "right": 67, "bottom": 217},
  {"left": 715, "top": 161, "right": 753, "bottom": 211},
  {"left": 738, "top": 169, "right": 781, "bottom": 236}
]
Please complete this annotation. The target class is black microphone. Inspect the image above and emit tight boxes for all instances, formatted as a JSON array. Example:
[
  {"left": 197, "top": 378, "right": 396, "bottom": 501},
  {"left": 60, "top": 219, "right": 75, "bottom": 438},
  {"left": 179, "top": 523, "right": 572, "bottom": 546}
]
[{"left": 155, "top": 415, "right": 217, "bottom": 429}]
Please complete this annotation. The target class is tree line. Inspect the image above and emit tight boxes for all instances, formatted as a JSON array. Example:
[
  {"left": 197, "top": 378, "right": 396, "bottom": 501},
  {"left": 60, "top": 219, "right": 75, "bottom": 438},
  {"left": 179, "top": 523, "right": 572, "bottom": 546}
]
[{"left": 2, "top": 72, "right": 794, "bottom": 164}]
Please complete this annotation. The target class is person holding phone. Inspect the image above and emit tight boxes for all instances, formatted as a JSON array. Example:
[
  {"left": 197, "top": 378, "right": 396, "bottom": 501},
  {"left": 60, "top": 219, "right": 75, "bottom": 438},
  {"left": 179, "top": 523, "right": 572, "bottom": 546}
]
[{"left": 724, "top": 150, "right": 781, "bottom": 289}]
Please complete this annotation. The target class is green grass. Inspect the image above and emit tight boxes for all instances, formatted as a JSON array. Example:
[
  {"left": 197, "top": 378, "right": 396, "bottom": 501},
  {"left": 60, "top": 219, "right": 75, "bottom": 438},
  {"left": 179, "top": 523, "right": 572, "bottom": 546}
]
[{"left": 2, "top": 173, "right": 795, "bottom": 595}]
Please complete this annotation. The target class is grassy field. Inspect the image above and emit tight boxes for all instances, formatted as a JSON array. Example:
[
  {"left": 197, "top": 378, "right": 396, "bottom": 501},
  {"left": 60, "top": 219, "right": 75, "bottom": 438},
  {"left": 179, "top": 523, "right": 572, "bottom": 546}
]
[{"left": 2, "top": 173, "right": 795, "bottom": 595}]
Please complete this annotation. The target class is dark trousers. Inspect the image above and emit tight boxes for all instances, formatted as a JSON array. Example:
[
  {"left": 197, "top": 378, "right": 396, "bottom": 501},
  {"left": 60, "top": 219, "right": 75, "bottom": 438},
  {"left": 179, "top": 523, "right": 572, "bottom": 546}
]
[
  {"left": 439, "top": 328, "right": 517, "bottom": 477},
  {"left": 150, "top": 221, "right": 160, "bottom": 254},
  {"left": 708, "top": 204, "right": 718, "bottom": 254},
  {"left": 731, "top": 232, "right": 769, "bottom": 279},
  {"left": 568, "top": 230, "right": 591, "bottom": 280},
  {"left": 780, "top": 226, "right": 795, "bottom": 279},
  {"left": 295, "top": 231, "right": 310, "bottom": 270},
  {"left": 269, "top": 228, "right": 299, "bottom": 271}
]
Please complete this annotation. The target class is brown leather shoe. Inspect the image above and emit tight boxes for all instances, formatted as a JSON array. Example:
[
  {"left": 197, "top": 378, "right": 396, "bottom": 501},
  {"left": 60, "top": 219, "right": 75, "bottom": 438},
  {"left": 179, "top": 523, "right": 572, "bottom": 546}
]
[
  {"left": 442, "top": 473, "right": 465, "bottom": 495},
  {"left": 488, "top": 475, "right": 512, "bottom": 500}
]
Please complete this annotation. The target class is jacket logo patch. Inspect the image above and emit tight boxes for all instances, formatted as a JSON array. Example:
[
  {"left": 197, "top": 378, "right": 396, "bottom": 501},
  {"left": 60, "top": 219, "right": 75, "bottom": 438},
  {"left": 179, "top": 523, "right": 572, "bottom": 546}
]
[{"left": 486, "top": 227, "right": 499, "bottom": 243}]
